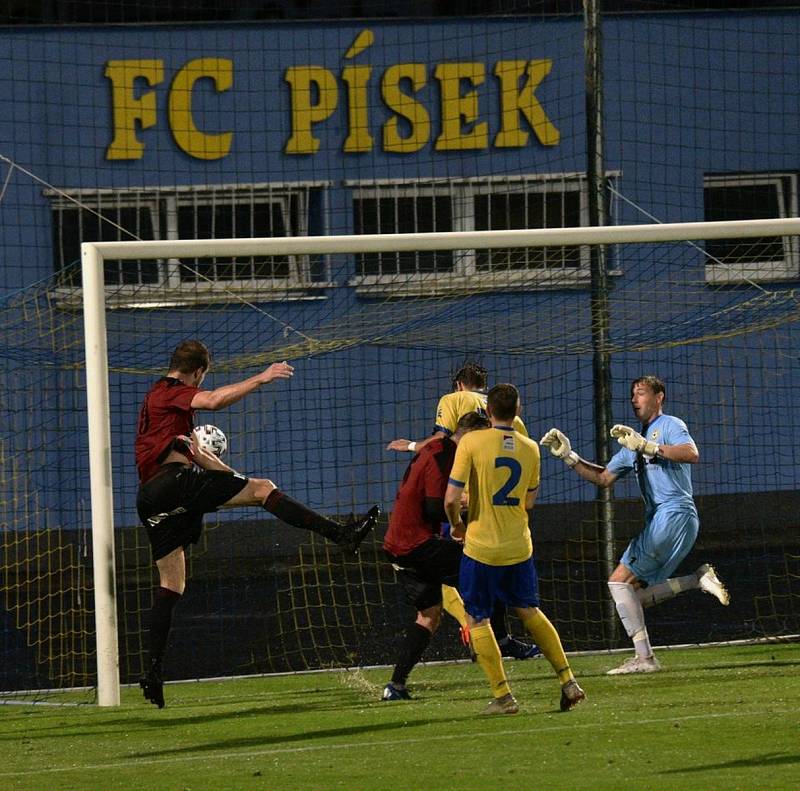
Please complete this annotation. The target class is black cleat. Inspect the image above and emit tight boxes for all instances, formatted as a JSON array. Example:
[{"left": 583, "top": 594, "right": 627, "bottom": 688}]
[
  {"left": 140, "top": 670, "right": 165, "bottom": 709},
  {"left": 500, "top": 636, "right": 543, "bottom": 660},
  {"left": 340, "top": 505, "right": 381, "bottom": 554}
]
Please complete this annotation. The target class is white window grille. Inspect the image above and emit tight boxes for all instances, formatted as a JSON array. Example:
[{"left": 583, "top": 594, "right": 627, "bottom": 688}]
[
  {"left": 47, "top": 182, "right": 333, "bottom": 306},
  {"left": 347, "top": 173, "right": 616, "bottom": 296},
  {"left": 704, "top": 173, "right": 799, "bottom": 283}
]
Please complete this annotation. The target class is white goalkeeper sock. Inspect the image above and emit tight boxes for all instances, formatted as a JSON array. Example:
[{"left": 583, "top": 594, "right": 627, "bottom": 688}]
[
  {"left": 608, "top": 581, "right": 653, "bottom": 658},
  {"left": 638, "top": 574, "right": 699, "bottom": 608}
]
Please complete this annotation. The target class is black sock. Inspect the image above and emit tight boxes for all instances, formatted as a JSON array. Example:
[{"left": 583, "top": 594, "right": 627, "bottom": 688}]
[
  {"left": 490, "top": 601, "right": 509, "bottom": 643},
  {"left": 391, "top": 623, "right": 432, "bottom": 687},
  {"left": 148, "top": 586, "right": 181, "bottom": 673},
  {"left": 263, "top": 489, "right": 345, "bottom": 542}
]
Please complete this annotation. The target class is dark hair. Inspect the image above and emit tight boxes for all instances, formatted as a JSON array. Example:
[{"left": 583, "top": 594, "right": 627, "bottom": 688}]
[
  {"left": 168, "top": 340, "right": 211, "bottom": 374},
  {"left": 487, "top": 383, "right": 519, "bottom": 422},
  {"left": 452, "top": 361, "right": 488, "bottom": 391},
  {"left": 455, "top": 411, "right": 491, "bottom": 433},
  {"left": 631, "top": 375, "right": 666, "bottom": 400}
]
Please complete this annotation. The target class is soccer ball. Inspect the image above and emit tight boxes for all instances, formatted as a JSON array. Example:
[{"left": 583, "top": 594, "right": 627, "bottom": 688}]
[{"left": 193, "top": 424, "right": 227, "bottom": 457}]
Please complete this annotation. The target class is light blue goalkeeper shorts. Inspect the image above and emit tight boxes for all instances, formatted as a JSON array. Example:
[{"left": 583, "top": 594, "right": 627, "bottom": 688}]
[{"left": 620, "top": 507, "right": 699, "bottom": 586}]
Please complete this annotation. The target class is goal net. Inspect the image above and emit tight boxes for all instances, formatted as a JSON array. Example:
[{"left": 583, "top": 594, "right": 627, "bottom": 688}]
[{"left": 2, "top": 219, "right": 799, "bottom": 704}]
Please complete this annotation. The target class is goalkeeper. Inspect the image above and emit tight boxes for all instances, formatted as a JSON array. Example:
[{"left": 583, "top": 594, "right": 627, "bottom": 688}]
[
  {"left": 540, "top": 375, "right": 730, "bottom": 675},
  {"left": 135, "top": 340, "right": 379, "bottom": 708}
]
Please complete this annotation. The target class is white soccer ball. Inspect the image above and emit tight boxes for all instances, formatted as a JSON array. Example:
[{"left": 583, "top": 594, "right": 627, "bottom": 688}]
[{"left": 193, "top": 424, "right": 227, "bottom": 457}]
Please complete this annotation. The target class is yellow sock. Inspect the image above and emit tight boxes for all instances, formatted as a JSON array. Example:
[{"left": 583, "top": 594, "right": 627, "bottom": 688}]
[
  {"left": 441, "top": 585, "right": 467, "bottom": 628},
  {"left": 520, "top": 608, "right": 574, "bottom": 685},
  {"left": 470, "top": 622, "right": 510, "bottom": 699}
]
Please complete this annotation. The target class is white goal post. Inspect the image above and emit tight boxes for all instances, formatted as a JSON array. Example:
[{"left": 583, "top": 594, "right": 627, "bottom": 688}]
[{"left": 81, "top": 216, "right": 800, "bottom": 706}]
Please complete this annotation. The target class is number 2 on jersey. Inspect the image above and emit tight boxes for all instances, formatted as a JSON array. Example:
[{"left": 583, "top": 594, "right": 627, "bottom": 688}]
[{"left": 493, "top": 456, "right": 521, "bottom": 506}]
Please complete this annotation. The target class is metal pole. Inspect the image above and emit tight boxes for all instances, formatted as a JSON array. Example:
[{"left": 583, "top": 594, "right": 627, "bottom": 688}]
[
  {"left": 81, "top": 242, "right": 121, "bottom": 706},
  {"left": 584, "top": 0, "right": 618, "bottom": 643}
]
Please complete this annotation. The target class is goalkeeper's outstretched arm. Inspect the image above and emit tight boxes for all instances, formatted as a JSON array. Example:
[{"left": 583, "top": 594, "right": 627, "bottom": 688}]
[
  {"left": 539, "top": 428, "right": 618, "bottom": 488},
  {"left": 571, "top": 457, "right": 617, "bottom": 487}
]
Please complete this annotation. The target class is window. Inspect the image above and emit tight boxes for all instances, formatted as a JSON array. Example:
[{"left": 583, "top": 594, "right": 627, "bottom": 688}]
[
  {"left": 48, "top": 183, "right": 333, "bottom": 306},
  {"left": 52, "top": 196, "right": 161, "bottom": 287},
  {"left": 347, "top": 174, "right": 604, "bottom": 296},
  {"left": 353, "top": 185, "right": 455, "bottom": 277},
  {"left": 473, "top": 182, "right": 583, "bottom": 272},
  {"left": 703, "top": 173, "right": 799, "bottom": 283}
]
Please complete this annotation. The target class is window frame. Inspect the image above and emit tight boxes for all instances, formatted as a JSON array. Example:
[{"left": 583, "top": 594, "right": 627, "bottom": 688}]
[
  {"left": 703, "top": 172, "right": 800, "bottom": 284},
  {"left": 46, "top": 182, "right": 335, "bottom": 308},
  {"left": 346, "top": 172, "right": 618, "bottom": 297}
]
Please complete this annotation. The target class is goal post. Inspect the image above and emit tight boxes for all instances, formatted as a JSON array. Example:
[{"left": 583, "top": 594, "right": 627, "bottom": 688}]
[
  {"left": 82, "top": 217, "right": 800, "bottom": 261},
  {"left": 81, "top": 242, "right": 120, "bottom": 707},
  {"left": 80, "top": 217, "right": 800, "bottom": 706}
]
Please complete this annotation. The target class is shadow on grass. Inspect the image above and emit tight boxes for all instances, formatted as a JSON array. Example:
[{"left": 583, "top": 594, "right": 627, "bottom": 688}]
[
  {"left": 0, "top": 697, "right": 404, "bottom": 741},
  {"left": 127, "top": 716, "right": 452, "bottom": 758},
  {"left": 659, "top": 752, "right": 800, "bottom": 774}
]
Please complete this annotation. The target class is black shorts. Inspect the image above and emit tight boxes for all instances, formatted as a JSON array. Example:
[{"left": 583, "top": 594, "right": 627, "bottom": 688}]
[
  {"left": 385, "top": 538, "right": 464, "bottom": 611},
  {"left": 137, "top": 463, "right": 249, "bottom": 561}
]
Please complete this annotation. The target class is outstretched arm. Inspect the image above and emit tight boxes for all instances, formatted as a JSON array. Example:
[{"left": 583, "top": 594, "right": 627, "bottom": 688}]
[
  {"left": 540, "top": 428, "right": 618, "bottom": 488},
  {"left": 386, "top": 430, "right": 447, "bottom": 453},
  {"left": 191, "top": 361, "right": 294, "bottom": 411}
]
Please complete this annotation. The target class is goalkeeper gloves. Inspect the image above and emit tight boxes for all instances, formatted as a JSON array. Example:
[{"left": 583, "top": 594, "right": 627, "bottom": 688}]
[
  {"left": 610, "top": 424, "right": 659, "bottom": 458},
  {"left": 540, "top": 428, "right": 579, "bottom": 467}
]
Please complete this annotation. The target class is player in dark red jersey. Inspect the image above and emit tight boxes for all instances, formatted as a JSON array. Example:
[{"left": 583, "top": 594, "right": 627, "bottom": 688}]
[
  {"left": 380, "top": 412, "right": 490, "bottom": 701},
  {"left": 136, "top": 339, "right": 379, "bottom": 709}
]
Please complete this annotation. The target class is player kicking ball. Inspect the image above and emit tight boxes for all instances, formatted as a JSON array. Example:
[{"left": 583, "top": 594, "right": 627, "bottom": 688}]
[{"left": 135, "top": 340, "right": 379, "bottom": 708}]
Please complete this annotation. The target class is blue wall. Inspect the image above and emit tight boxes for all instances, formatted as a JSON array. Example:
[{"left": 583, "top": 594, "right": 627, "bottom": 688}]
[{"left": 1, "top": 12, "right": 798, "bottom": 528}]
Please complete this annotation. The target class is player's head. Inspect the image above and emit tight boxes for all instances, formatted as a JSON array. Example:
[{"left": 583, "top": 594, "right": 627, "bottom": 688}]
[
  {"left": 486, "top": 383, "right": 520, "bottom": 422},
  {"left": 452, "top": 361, "right": 488, "bottom": 392},
  {"left": 169, "top": 340, "right": 211, "bottom": 383},
  {"left": 630, "top": 375, "right": 665, "bottom": 423},
  {"left": 453, "top": 411, "right": 491, "bottom": 438}
]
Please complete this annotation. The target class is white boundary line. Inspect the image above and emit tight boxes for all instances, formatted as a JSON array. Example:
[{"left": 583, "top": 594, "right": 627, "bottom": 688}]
[{"left": 1, "top": 634, "right": 797, "bottom": 704}]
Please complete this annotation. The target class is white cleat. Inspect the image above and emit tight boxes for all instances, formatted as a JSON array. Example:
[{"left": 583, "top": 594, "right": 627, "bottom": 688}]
[
  {"left": 696, "top": 563, "right": 730, "bottom": 606},
  {"left": 607, "top": 654, "right": 661, "bottom": 675},
  {"left": 481, "top": 693, "right": 519, "bottom": 715}
]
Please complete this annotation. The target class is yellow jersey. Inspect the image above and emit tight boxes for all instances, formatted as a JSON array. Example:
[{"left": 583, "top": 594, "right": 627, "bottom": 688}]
[
  {"left": 434, "top": 390, "right": 528, "bottom": 438},
  {"left": 449, "top": 425, "right": 540, "bottom": 566}
]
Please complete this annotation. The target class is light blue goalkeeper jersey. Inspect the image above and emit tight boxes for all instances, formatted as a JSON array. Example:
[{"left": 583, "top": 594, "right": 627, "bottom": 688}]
[{"left": 606, "top": 414, "right": 697, "bottom": 519}]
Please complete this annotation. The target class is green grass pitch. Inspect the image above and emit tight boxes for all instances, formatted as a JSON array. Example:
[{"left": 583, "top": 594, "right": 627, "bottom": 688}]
[{"left": 1, "top": 643, "right": 798, "bottom": 790}]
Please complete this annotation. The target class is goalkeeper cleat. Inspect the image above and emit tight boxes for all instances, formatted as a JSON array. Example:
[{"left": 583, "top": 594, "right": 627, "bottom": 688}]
[
  {"left": 696, "top": 563, "right": 730, "bottom": 606},
  {"left": 500, "top": 637, "right": 543, "bottom": 660},
  {"left": 140, "top": 669, "right": 165, "bottom": 709},
  {"left": 481, "top": 693, "right": 519, "bottom": 715},
  {"left": 340, "top": 506, "right": 381, "bottom": 554},
  {"left": 381, "top": 683, "right": 412, "bottom": 701},
  {"left": 559, "top": 680, "right": 586, "bottom": 712},
  {"left": 607, "top": 654, "right": 661, "bottom": 675}
]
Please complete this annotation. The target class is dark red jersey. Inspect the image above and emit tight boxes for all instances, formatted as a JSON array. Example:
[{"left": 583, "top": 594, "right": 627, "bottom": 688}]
[
  {"left": 135, "top": 377, "right": 201, "bottom": 483},
  {"left": 383, "top": 437, "right": 455, "bottom": 556}
]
